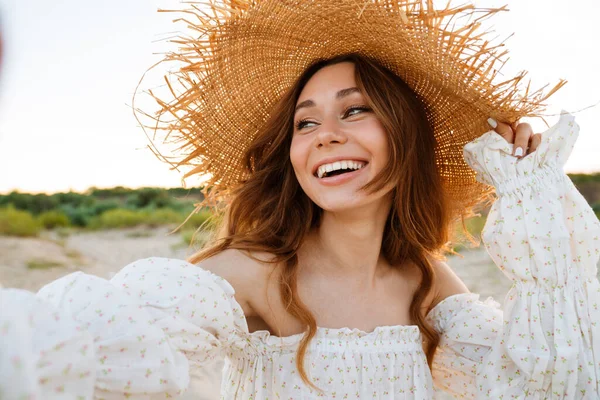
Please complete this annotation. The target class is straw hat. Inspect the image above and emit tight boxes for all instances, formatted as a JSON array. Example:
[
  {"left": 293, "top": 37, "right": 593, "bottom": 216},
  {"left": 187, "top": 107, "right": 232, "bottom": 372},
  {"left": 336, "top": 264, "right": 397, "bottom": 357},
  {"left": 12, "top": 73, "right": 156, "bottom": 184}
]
[{"left": 140, "top": 0, "right": 564, "bottom": 221}]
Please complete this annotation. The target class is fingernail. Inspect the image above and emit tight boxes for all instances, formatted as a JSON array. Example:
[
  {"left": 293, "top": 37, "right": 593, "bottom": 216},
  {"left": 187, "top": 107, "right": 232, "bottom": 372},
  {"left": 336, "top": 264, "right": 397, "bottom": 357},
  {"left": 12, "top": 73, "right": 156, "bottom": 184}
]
[
  {"left": 487, "top": 118, "right": 498, "bottom": 129},
  {"left": 514, "top": 147, "right": 523, "bottom": 157}
]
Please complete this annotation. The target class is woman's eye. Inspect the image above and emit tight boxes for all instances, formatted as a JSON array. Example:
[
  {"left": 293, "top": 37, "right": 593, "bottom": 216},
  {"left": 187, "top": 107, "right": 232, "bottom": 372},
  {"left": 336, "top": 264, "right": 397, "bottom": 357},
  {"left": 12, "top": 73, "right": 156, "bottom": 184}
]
[
  {"left": 295, "top": 119, "right": 316, "bottom": 130},
  {"left": 295, "top": 106, "right": 370, "bottom": 130},
  {"left": 344, "top": 105, "right": 371, "bottom": 118}
]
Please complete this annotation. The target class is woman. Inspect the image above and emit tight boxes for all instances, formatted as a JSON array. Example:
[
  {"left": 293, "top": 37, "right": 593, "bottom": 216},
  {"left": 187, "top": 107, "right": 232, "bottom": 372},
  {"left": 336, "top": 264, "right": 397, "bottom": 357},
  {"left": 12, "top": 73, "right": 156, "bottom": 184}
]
[{"left": 2, "top": 1, "right": 599, "bottom": 399}]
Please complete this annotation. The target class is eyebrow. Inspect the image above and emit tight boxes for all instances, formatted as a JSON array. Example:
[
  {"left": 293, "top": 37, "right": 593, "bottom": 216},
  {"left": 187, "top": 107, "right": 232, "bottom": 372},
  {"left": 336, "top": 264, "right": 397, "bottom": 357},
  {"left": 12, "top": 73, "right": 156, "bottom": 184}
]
[{"left": 294, "top": 87, "right": 361, "bottom": 113}]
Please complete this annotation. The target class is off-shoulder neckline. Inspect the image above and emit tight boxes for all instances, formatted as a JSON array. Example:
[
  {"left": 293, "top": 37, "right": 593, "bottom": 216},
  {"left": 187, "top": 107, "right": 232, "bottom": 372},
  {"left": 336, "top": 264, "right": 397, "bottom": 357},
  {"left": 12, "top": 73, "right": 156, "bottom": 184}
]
[{"left": 202, "top": 261, "right": 478, "bottom": 341}]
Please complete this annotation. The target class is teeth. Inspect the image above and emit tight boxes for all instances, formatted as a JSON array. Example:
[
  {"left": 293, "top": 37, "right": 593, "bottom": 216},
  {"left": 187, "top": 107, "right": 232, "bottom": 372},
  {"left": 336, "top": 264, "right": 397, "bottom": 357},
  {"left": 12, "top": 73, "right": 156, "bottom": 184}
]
[{"left": 316, "top": 160, "right": 367, "bottom": 178}]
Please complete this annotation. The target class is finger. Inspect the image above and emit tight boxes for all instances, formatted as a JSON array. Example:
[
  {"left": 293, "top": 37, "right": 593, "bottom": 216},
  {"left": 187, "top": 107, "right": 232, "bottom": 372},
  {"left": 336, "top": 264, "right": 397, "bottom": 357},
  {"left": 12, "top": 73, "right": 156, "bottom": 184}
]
[
  {"left": 513, "top": 122, "right": 533, "bottom": 158},
  {"left": 528, "top": 133, "right": 542, "bottom": 155},
  {"left": 487, "top": 118, "right": 514, "bottom": 143}
]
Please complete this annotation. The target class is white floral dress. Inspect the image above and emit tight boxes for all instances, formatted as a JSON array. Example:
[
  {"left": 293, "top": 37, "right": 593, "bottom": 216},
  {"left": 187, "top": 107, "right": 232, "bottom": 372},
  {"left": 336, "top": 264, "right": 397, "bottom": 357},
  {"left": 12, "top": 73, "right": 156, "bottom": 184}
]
[{"left": 1, "top": 113, "right": 599, "bottom": 399}]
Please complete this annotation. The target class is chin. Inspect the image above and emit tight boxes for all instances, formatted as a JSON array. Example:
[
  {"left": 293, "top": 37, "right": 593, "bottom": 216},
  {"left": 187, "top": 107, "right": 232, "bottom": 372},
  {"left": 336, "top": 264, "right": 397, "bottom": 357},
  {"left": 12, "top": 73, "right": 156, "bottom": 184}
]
[{"left": 313, "top": 196, "right": 369, "bottom": 213}]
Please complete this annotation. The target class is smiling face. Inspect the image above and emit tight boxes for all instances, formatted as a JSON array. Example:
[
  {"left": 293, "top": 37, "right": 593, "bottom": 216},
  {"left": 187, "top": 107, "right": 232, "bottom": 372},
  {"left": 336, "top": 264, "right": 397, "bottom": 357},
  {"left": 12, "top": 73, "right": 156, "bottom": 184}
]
[{"left": 289, "top": 62, "right": 393, "bottom": 212}]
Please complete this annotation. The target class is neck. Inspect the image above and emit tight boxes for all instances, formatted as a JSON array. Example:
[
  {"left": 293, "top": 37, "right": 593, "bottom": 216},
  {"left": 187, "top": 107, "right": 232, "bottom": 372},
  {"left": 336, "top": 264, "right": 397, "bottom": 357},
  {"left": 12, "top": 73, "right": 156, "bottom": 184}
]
[{"left": 302, "top": 197, "right": 393, "bottom": 286}]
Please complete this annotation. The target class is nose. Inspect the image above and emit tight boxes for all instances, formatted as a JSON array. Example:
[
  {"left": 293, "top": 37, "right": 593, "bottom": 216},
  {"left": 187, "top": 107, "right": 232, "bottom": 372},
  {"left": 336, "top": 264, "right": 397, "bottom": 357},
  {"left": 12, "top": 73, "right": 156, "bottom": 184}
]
[{"left": 315, "top": 119, "right": 347, "bottom": 149}]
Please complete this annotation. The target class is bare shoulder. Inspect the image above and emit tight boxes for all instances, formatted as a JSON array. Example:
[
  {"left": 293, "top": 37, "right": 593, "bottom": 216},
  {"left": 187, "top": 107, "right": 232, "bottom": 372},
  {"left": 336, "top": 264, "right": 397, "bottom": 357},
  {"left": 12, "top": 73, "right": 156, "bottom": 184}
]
[
  {"left": 400, "top": 255, "right": 469, "bottom": 315},
  {"left": 195, "top": 249, "right": 277, "bottom": 318},
  {"left": 426, "top": 256, "right": 470, "bottom": 311}
]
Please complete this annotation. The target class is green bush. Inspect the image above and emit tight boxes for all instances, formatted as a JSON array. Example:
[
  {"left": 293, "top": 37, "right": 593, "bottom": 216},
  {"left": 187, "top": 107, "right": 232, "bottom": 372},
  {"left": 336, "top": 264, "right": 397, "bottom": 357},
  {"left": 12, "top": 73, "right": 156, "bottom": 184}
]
[
  {"left": 52, "top": 191, "right": 90, "bottom": 208},
  {"left": 0, "top": 192, "right": 60, "bottom": 215},
  {"left": 0, "top": 192, "right": 33, "bottom": 212},
  {"left": 145, "top": 208, "right": 183, "bottom": 227},
  {"left": 125, "top": 188, "right": 172, "bottom": 209},
  {"left": 0, "top": 206, "right": 41, "bottom": 237},
  {"left": 30, "top": 194, "right": 59, "bottom": 215},
  {"left": 91, "top": 200, "right": 120, "bottom": 216},
  {"left": 88, "top": 186, "right": 133, "bottom": 199},
  {"left": 88, "top": 209, "right": 146, "bottom": 229},
  {"left": 59, "top": 204, "right": 95, "bottom": 227},
  {"left": 37, "top": 210, "right": 71, "bottom": 230},
  {"left": 58, "top": 200, "right": 120, "bottom": 227}
]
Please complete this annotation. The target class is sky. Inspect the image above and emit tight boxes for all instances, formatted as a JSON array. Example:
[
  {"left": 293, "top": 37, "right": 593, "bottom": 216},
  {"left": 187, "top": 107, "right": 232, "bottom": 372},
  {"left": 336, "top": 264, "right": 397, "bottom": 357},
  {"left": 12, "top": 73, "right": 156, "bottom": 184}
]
[{"left": 0, "top": 0, "right": 598, "bottom": 194}]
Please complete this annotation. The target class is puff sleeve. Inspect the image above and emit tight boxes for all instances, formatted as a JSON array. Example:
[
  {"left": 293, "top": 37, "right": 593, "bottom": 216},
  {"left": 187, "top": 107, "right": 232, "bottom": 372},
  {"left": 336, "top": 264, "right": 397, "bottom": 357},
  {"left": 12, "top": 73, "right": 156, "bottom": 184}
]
[
  {"left": 428, "top": 113, "right": 600, "bottom": 398},
  {"left": 1, "top": 257, "right": 248, "bottom": 399}
]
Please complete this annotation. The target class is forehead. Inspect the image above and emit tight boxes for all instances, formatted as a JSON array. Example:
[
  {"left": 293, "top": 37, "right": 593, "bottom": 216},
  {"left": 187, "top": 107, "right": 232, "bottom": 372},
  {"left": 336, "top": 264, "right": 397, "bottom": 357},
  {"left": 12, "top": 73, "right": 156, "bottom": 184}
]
[{"left": 296, "top": 62, "right": 357, "bottom": 102}]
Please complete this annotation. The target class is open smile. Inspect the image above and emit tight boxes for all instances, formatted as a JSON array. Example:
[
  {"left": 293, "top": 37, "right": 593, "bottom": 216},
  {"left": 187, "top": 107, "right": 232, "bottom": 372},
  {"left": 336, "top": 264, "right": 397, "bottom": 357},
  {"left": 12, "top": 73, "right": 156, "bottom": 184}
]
[
  {"left": 314, "top": 162, "right": 369, "bottom": 186},
  {"left": 313, "top": 159, "right": 369, "bottom": 178}
]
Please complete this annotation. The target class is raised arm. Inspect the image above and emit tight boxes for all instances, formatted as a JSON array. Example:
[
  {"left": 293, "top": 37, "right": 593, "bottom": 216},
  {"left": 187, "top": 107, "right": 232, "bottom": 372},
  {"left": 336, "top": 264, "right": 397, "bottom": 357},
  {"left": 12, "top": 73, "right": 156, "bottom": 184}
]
[{"left": 428, "top": 112, "right": 600, "bottom": 398}]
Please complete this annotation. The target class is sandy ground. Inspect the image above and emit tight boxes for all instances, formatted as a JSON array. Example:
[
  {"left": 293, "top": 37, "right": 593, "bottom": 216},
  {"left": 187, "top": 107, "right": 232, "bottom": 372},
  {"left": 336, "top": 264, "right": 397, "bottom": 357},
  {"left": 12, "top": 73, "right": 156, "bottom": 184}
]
[
  {"left": 0, "top": 227, "right": 511, "bottom": 298},
  {"left": 0, "top": 227, "right": 198, "bottom": 291},
  {"left": 0, "top": 228, "right": 517, "bottom": 399}
]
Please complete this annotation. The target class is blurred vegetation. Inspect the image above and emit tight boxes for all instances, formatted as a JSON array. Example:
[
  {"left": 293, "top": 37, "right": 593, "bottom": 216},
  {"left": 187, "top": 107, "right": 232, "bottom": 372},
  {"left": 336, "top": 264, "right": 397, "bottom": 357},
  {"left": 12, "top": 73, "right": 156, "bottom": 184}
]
[
  {"left": 26, "top": 259, "right": 65, "bottom": 270},
  {"left": 0, "top": 173, "right": 599, "bottom": 242},
  {"left": 0, "top": 186, "right": 209, "bottom": 237},
  {"left": 451, "top": 214, "right": 488, "bottom": 253},
  {"left": 38, "top": 210, "right": 71, "bottom": 230},
  {"left": 0, "top": 205, "right": 42, "bottom": 237},
  {"left": 570, "top": 174, "right": 600, "bottom": 208}
]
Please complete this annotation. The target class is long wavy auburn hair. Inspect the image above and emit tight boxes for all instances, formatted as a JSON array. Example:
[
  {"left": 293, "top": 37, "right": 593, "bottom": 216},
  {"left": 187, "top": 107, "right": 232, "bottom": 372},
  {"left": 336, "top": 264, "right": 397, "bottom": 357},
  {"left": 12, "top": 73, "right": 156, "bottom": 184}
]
[{"left": 189, "top": 53, "right": 453, "bottom": 389}]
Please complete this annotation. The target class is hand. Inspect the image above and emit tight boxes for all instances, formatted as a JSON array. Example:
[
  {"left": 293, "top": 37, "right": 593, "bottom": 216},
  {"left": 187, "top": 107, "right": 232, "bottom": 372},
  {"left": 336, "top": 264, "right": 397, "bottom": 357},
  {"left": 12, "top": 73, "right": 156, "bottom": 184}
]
[{"left": 487, "top": 118, "right": 542, "bottom": 158}]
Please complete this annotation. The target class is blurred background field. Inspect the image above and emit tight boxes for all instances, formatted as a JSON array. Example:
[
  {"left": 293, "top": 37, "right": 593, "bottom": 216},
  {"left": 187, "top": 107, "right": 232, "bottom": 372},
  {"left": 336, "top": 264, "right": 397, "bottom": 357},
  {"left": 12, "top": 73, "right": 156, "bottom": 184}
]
[{"left": 0, "top": 186, "right": 217, "bottom": 289}]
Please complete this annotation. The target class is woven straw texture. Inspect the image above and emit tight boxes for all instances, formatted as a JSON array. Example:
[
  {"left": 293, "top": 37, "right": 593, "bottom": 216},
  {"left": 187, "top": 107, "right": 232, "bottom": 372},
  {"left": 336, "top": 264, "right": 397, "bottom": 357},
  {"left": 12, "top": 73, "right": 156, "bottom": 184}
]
[{"left": 139, "top": 0, "right": 565, "bottom": 220}]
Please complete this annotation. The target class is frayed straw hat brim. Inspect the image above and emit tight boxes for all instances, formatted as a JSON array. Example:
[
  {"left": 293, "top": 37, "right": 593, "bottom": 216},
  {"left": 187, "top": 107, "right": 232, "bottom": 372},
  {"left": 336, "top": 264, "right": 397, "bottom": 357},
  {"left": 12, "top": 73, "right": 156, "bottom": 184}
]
[{"left": 136, "top": 0, "right": 565, "bottom": 221}]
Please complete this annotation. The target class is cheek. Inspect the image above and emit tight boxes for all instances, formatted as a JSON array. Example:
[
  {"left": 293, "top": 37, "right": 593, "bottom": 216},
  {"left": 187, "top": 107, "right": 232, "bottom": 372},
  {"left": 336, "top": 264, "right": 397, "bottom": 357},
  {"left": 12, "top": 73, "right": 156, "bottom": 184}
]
[
  {"left": 378, "top": 138, "right": 390, "bottom": 165},
  {"left": 289, "top": 137, "right": 309, "bottom": 181},
  {"left": 368, "top": 122, "right": 390, "bottom": 166}
]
